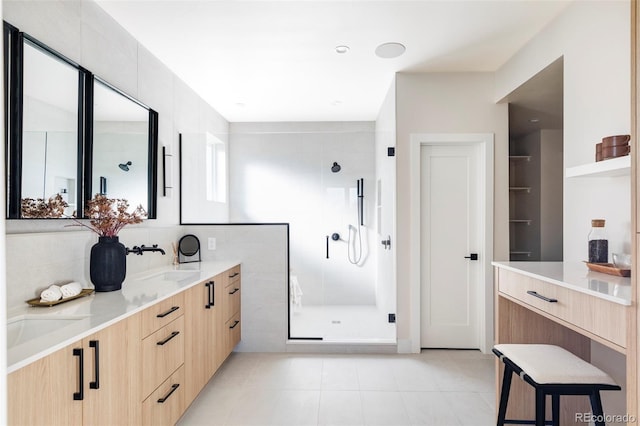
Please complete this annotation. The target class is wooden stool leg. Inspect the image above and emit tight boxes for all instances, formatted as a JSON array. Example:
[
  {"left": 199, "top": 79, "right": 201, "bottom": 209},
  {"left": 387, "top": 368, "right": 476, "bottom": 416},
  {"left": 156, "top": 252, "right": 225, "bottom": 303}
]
[
  {"left": 496, "top": 364, "right": 513, "bottom": 426},
  {"left": 551, "top": 394, "right": 559, "bottom": 426},
  {"left": 535, "top": 388, "right": 546, "bottom": 426},
  {"left": 589, "top": 391, "right": 605, "bottom": 426}
]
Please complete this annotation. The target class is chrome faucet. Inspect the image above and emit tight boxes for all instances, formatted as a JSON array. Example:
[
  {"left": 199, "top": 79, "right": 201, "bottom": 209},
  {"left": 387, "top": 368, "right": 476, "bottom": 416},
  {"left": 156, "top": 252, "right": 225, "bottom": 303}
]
[{"left": 126, "top": 244, "right": 166, "bottom": 256}]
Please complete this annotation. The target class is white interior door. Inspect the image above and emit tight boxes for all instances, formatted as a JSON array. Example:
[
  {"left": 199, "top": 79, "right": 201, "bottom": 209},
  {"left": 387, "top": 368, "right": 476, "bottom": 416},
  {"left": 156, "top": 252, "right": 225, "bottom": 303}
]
[{"left": 420, "top": 144, "right": 481, "bottom": 349}]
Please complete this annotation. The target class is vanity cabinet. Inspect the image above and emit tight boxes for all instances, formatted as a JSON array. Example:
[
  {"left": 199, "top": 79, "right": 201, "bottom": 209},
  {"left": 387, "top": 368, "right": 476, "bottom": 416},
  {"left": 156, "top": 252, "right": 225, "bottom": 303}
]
[
  {"left": 184, "top": 273, "right": 224, "bottom": 405},
  {"left": 8, "top": 314, "right": 142, "bottom": 426},
  {"left": 222, "top": 266, "right": 242, "bottom": 357},
  {"left": 140, "top": 292, "right": 186, "bottom": 425},
  {"left": 185, "top": 265, "right": 242, "bottom": 409},
  {"left": 498, "top": 268, "right": 626, "bottom": 351},
  {"left": 7, "top": 263, "right": 241, "bottom": 426}
]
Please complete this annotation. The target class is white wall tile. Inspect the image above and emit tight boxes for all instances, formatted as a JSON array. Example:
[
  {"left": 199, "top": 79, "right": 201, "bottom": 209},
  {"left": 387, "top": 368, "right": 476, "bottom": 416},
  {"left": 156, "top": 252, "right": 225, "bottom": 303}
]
[
  {"left": 80, "top": 1, "right": 138, "bottom": 96},
  {"left": 4, "top": 0, "right": 82, "bottom": 63}
]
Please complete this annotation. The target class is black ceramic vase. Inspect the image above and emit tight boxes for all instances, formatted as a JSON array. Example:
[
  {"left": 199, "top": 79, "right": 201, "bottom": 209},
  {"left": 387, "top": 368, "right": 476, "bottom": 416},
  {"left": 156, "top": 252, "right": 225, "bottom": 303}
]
[{"left": 90, "top": 236, "right": 127, "bottom": 292}]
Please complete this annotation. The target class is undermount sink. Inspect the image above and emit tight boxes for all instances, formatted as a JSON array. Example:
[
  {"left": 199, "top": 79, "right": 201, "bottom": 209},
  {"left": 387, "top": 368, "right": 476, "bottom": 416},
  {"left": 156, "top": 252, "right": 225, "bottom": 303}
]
[
  {"left": 137, "top": 270, "right": 200, "bottom": 282},
  {"left": 8, "top": 314, "right": 89, "bottom": 347}
]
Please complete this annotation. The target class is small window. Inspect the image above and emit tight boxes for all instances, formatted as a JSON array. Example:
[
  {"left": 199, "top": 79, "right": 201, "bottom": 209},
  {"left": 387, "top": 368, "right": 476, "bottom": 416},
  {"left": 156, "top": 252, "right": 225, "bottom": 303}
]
[{"left": 205, "top": 133, "right": 226, "bottom": 203}]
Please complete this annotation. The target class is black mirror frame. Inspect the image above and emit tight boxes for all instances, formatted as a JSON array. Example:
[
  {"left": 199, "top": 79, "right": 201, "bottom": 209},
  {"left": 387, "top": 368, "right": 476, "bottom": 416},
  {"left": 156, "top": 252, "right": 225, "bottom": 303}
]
[
  {"left": 4, "top": 22, "right": 87, "bottom": 219},
  {"left": 4, "top": 22, "right": 158, "bottom": 220}
]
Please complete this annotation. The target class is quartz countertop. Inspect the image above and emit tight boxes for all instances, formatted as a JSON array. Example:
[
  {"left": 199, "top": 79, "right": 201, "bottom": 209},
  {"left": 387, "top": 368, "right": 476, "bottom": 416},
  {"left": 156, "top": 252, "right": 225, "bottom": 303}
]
[
  {"left": 7, "top": 260, "right": 241, "bottom": 373},
  {"left": 492, "top": 261, "right": 631, "bottom": 306}
]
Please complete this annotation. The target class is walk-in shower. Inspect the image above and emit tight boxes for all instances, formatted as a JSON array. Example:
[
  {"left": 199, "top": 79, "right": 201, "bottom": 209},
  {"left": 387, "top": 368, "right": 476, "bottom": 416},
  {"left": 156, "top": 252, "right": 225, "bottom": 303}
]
[{"left": 230, "top": 124, "right": 395, "bottom": 343}]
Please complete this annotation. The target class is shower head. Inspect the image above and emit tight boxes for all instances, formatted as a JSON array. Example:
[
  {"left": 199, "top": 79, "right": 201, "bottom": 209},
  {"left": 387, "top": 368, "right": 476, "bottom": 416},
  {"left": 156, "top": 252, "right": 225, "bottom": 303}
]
[
  {"left": 118, "top": 161, "right": 132, "bottom": 172},
  {"left": 331, "top": 162, "right": 341, "bottom": 173}
]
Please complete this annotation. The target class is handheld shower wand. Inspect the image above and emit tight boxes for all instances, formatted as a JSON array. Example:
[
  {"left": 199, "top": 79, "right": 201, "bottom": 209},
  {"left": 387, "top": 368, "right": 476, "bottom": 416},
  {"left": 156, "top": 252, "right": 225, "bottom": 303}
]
[
  {"left": 357, "top": 178, "right": 364, "bottom": 226},
  {"left": 349, "top": 178, "right": 365, "bottom": 265}
]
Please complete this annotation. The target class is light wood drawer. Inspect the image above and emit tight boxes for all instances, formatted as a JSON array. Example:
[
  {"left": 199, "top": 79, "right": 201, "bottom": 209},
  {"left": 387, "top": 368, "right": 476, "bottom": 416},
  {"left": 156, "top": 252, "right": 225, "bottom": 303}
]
[
  {"left": 225, "top": 313, "right": 241, "bottom": 352},
  {"left": 498, "top": 269, "right": 626, "bottom": 349},
  {"left": 227, "top": 265, "right": 241, "bottom": 286},
  {"left": 142, "top": 365, "right": 185, "bottom": 426},
  {"left": 141, "top": 292, "right": 185, "bottom": 338},
  {"left": 224, "top": 281, "right": 241, "bottom": 321},
  {"left": 142, "top": 315, "right": 185, "bottom": 398}
]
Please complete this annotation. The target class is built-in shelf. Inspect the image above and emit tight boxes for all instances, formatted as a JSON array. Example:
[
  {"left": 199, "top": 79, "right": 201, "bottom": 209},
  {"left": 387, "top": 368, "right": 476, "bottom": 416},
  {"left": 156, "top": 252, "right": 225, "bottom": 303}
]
[
  {"left": 509, "top": 186, "right": 531, "bottom": 193},
  {"left": 510, "top": 219, "right": 532, "bottom": 225},
  {"left": 565, "top": 155, "right": 630, "bottom": 178},
  {"left": 510, "top": 251, "right": 532, "bottom": 257},
  {"left": 509, "top": 155, "right": 532, "bottom": 162}
]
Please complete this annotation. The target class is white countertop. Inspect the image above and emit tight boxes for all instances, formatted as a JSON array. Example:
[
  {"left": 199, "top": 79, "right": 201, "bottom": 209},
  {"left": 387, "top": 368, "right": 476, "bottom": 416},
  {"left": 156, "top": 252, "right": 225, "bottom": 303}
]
[
  {"left": 492, "top": 261, "right": 631, "bottom": 306},
  {"left": 7, "top": 260, "right": 241, "bottom": 373}
]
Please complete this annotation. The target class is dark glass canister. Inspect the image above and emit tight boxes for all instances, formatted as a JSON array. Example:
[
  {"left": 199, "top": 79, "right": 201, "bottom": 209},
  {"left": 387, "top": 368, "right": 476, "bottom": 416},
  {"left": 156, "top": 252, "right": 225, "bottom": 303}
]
[
  {"left": 90, "top": 236, "right": 127, "bottom": 291},
  {"left": 588, "top": 219, "right": 608, "bottom": 263}
]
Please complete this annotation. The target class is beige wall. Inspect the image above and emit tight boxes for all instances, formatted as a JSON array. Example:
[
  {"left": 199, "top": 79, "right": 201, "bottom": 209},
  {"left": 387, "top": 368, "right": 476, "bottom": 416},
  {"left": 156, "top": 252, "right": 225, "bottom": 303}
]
[{"left": 394, "top": 72, "right": 509, "bottom": 352}]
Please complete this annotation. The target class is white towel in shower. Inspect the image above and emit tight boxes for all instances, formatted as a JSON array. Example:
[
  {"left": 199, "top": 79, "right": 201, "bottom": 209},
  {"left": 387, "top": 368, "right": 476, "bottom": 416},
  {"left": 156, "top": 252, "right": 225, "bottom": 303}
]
[
  {"left": 40, "top": 285, "right": 62, "bottom": 302},
  {"left": 60, "top": 282, "right": 83, "bottom": 298},
  {"left": 290, "top": 275, "right": 303, "bottom": 308}
]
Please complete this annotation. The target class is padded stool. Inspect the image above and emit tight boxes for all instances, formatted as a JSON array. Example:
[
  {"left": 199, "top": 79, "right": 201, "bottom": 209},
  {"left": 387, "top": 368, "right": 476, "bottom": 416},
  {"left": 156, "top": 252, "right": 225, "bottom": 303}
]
[{"left": 493, "top": 344, "right": 620, "bottom": 426}]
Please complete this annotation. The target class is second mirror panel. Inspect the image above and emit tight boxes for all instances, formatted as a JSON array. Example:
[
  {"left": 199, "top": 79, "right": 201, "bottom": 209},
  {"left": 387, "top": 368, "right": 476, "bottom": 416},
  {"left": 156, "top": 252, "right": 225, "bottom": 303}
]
[{"left": 92, "top": 79, "right": 149, "bottom": 212}]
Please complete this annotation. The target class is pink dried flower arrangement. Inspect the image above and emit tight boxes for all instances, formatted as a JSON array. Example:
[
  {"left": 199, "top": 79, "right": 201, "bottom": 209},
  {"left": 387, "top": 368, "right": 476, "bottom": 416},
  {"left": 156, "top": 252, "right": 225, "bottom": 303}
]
[
  {"left": 68, "top": 194, "right": 146, "bottom": 237},
  {"left": 21, "top": 194, "right": 69, "bottom": 218}
]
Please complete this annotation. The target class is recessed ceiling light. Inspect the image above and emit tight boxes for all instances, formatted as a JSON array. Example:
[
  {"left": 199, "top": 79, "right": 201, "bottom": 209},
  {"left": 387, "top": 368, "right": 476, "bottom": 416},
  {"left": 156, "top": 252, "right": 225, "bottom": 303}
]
[
  {"left": 529, "top": 118, "right": 540, "bottom": 123},
  {"left": 235, "top": 102, "right": 246, "bottom": 108},
  {"left": 375, "top": 42, "right": 406, "bottom": 59},
  {"left": 331, "top": 100, "right": 343, "bottom": 106},
  {"left": 335, "top": 45, "right": 350, "bottom": 54}
]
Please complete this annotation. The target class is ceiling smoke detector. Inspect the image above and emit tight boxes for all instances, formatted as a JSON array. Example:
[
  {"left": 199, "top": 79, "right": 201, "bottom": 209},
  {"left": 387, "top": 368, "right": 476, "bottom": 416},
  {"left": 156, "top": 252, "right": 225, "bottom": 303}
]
[{"left": 375, "top": 42, "right": 406, "bottom": 59}]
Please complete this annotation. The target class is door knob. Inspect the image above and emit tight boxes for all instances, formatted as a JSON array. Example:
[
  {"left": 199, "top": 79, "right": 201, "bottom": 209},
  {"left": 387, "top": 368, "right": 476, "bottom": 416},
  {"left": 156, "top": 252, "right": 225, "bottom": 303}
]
[{"left": 464, "top": 253, "right": 478, "bottom": 261}]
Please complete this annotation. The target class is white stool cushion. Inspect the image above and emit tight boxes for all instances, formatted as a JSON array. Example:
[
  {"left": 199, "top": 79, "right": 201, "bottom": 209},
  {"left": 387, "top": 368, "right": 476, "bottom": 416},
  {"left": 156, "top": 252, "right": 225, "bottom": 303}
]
[{"left": 494, "top": 344, "right": 618, "bottom": 386}]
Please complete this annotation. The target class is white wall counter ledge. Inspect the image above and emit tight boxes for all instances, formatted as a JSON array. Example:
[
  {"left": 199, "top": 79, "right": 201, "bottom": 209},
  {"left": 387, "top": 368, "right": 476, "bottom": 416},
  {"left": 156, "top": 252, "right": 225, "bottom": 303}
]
[
  {"left": 7, "top": 259, "right": 241, "bottom": 373},
  {"left": 492, "top": 261, "right": 631, "bottom": 306}
]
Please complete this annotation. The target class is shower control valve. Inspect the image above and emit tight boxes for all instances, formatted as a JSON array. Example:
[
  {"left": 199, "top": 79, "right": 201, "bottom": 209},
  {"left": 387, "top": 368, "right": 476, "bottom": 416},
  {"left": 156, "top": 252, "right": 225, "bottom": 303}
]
[{"left": 381, "top": 236, "right": 391, "bottom": 250}]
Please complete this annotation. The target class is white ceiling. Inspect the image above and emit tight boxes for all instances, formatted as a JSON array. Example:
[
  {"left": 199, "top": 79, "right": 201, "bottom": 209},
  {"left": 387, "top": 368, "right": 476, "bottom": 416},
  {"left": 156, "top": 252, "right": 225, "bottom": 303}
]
[{"left": 95, "top": 0, "right": 572, "bottom": 123}]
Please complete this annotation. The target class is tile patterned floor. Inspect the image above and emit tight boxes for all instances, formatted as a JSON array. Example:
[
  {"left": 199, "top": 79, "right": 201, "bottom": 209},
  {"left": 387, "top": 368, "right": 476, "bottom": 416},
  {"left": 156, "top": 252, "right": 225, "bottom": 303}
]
[{"left": 177, "top": 350, "right": 496, "bottom": 426}]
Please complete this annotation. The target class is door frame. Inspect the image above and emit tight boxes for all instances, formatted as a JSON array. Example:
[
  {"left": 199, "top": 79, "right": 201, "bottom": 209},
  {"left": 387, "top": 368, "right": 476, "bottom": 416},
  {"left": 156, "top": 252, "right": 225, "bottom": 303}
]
[{"left": 409, "top": 133, "right": 494, "bottom": 353}]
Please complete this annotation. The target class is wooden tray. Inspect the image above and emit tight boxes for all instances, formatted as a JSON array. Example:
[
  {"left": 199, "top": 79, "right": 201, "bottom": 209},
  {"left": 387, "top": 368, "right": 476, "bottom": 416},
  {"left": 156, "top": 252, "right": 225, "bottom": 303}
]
[
  {"left": 26, "top": 289, "right": 94, "bottom": 307},
  {"left": 584, "top": 262, "right": 631, "bottom": 277}
]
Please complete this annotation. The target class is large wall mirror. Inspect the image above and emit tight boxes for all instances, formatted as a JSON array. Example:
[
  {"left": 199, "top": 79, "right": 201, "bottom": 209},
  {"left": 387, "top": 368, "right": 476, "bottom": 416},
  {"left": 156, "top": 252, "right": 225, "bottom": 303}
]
[
  {"left": 88, "top": 78, "right": 158, "bottom": 218},
  {"left": 5, "top": 25, "right": 84, "bottom": 218},
  {"left": 4, "top": 22, "right": 158, "bottom": 220}
]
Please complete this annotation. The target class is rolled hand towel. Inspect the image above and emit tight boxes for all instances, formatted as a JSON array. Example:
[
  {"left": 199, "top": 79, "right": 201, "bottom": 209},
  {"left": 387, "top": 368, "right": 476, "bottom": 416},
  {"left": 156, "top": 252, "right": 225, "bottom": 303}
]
[
  {"left": 40, "top": 285, "right": 62, "bottom": 303},
  {"left": 60, "top": 282, "right": 83, "bottom": 299}
]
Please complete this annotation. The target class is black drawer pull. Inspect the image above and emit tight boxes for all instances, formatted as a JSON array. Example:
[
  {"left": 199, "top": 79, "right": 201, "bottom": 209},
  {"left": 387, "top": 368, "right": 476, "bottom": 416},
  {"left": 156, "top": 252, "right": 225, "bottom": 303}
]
[
  {"left": 526, "top": 290, "right": 558, "bottom": 303},
  {"left": 205, "top": 281, "right": 215, "bottom": 309},
  {"left": 157, "top": 331, "right": 180, "bottom": 346},
  {"left": 229, "top": 288, "right": 240, "bottom": 295},
  {"left": 73, "top": 348, "right": 84, "bottom": 401},
  {"left": 229, "top": 320, "right": 240, "bottom": 329},
  {"left": 156, "top": 306, "right": 179, "bottom": 318},
  {"left": 89, "top": 340, "right": 100, "bottom": 390},
  {"left": 157, "top": 384, "right": 180, "bottom": 403},
  {"left": 229, "top": 272, "right": 240, "bottom": 278}
]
